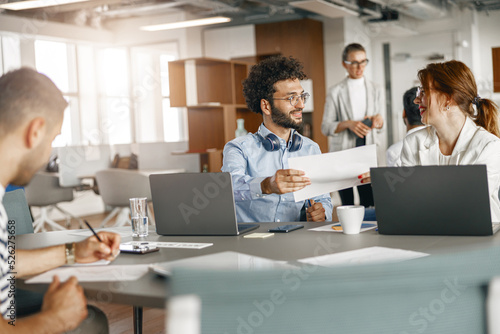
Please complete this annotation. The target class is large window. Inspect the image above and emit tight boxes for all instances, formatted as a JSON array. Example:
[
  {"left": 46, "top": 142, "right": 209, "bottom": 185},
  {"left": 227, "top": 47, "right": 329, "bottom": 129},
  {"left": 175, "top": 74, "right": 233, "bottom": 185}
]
[
  {"left": 1, "top": 35, "right": 21, "bottom": 75},
  {"left": 19, "top": 37, "right": 183, "bottom": 147},
  {"left": 131, "top": 43, "right": 184, "bottom": 143},
  {"left": 35, "top": 40, "right": 78, "bottom": 147},
  {"left": 97, "top": 47, "right": 132, "bottom": 145},
  {"left": 160, "top": 53, "right": 186, "bottom": 142}
]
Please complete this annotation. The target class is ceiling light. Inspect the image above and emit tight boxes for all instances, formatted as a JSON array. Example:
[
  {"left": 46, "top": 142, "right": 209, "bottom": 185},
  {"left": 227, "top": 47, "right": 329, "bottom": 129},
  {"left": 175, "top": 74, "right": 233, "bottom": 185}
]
[
  {"left": 0, "top": 0, "right": 90, "bottom": 10},
  {"left": 140, "top": 16, "right": 231, "bottom": 31}
]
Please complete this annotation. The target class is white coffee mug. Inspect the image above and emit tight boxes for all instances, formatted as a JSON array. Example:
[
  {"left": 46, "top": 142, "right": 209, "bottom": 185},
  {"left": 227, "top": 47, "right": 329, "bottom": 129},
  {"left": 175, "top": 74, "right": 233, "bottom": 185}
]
[{"left": 337, "top": 205, "right": 365, "bottom": 235}]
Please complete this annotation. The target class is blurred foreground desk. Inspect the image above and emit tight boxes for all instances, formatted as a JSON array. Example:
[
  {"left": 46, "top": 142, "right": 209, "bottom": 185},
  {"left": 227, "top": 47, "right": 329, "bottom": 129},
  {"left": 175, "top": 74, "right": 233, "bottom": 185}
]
[{"left": 16, "top": 222, "right": 500, "bottom": 333}]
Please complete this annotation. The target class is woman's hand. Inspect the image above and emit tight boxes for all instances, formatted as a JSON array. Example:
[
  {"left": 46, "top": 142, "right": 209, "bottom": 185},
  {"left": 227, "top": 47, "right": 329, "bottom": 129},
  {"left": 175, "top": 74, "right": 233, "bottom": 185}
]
[{"left": 358, "top": 172, "right": 371, "bottom": 184}]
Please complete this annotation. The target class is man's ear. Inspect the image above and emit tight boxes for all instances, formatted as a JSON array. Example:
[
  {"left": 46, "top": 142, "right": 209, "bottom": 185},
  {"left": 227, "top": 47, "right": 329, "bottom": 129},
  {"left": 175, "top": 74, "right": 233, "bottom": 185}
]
[
  {"left": 25, "top": 117, "right": 46, "bottom": 149},
  {"left": 261, "top": 99, "right": 271, "bottom": 116}
]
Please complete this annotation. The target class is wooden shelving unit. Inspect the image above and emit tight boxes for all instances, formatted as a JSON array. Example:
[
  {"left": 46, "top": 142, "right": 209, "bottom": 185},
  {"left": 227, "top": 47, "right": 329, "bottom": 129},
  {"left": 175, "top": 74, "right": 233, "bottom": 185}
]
[
  {"left": 493, "top": 47, "right": 500, "bottom": 93},
  {"left": 168, "top": 57, "right": 262, "bottom": 171},
  {"left": 255, "top": 18, "right": 327, "bottom": 151}
]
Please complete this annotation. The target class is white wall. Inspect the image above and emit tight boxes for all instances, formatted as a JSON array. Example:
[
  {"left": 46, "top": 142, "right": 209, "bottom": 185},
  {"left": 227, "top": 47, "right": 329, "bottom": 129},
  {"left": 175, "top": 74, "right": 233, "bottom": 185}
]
[
  {"left": 322, "top": 17, "right": 345, "bottom": 90},
  {"left": 370, "top": 7, "right": 498, "bottom": 146},
  {"left": 375, "top": 31, "right": 455, "bottom": 143},
  {"left": 476, "top": 10, "right": 500, "bottom": 103},
  {"left": 203, "top": 24, "right": 255, "bottom": 60}
]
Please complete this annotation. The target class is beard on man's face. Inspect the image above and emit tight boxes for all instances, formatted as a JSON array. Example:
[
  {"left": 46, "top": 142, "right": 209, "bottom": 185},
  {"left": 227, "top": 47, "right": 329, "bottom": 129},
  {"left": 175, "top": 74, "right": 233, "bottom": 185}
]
[{"left": 270, "top": 102, "right": 303, "bottom": 131}]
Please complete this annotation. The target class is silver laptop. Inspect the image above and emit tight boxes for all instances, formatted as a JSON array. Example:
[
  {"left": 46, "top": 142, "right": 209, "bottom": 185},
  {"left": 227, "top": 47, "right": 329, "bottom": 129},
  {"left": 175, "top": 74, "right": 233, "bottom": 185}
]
[
  {"left": 371, "top": 165, "right": 500, "bottom": 236},
  {"left": 149, "top": 172, "right": 259, "bottom": 236}
]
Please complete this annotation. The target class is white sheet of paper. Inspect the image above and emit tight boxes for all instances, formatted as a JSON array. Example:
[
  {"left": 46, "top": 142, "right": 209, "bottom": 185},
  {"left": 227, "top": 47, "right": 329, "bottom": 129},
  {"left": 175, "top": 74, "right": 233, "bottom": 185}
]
[
  {"left": 150, "top": 251, "right": 295, "bottom": 277},
  {"left": 63, "top": 259, "right": 110, "bottom": 267},
  {"left": 297, "top": 246, "right": 429, "bottom": 267},
  {"left": 122, "top": 241, "right": 213, "bottom": 249},
  {"left": 26, "top": 264, "right": 150, "bottom": 284},
  {"left": 68, "top": 227, "right": 132, "bottom": 239},
  {"left": 288, "top": 145, "right": 377, "bottom": 202},
  {"left": 309, "top": 222, "right": 377, "bottom": 233}
]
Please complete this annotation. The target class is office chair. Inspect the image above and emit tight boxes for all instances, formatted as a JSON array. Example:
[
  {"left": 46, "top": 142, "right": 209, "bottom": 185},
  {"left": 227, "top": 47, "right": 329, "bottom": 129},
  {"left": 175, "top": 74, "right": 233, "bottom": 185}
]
[
  {"left": 3, "top": 189, "right": 45, "bottom": 314},
  {"left": 168, "top": 245, "right": 500, "bottom": 333},
  {"left": 95, "top": 169, "right": 153, "bottom": 227},
  {"left": 3, "top": 189, "right": 34, "bottom": 234},
  {"left": 24, "top": 172, "right": 83, "bottom": 232}
]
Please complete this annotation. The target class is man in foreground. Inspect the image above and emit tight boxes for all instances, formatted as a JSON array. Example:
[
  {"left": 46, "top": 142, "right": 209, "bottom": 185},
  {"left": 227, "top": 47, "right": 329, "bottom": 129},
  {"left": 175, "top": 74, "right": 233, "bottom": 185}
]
[{"left": 0, "top": 68, "right": 121, "bottom": 333}]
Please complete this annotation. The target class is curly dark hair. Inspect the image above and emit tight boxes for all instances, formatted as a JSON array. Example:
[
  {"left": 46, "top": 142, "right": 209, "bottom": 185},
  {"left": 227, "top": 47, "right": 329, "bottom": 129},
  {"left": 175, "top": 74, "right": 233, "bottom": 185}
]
[{"left": 242, "top": 56, "right": 307, "bottom": 114}]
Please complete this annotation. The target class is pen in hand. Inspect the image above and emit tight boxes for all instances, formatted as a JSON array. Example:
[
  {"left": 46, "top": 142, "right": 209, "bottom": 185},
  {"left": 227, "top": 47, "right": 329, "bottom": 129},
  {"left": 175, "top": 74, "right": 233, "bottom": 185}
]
[{"left": 84, "top": 220, "right": 103, "bottom": 243}]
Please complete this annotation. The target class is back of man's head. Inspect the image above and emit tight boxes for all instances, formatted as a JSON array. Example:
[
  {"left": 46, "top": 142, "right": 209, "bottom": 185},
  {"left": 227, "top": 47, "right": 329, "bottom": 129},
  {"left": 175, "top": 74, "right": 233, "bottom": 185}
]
[
  {"left": 403, "top": 87, "right": 423, "bottom": 126},
  {"left": 342, "top": 43, "right": 366, "bottom": 61},
  {"left": 0, "top": 67, "right": 67, "bottom": 138},
  {"left": 242, "top": 56, "right": 306, "bottom": 114}
]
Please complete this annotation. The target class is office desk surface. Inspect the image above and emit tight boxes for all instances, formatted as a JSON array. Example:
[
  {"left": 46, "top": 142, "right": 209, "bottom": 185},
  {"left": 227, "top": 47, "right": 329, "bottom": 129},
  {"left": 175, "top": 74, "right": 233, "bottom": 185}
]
[{"left": 16, "top": 221, "right": 500, "bottom": 309}]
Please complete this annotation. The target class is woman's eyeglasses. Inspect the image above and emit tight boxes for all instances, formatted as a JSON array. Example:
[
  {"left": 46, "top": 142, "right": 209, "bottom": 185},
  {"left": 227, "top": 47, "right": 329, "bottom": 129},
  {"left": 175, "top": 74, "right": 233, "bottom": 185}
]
[
  {"left": 343, "top": 59, "right": 369, "bottom": 67},
  {"left": 416, "top": 86, "right": 425, "bottom": 98}
]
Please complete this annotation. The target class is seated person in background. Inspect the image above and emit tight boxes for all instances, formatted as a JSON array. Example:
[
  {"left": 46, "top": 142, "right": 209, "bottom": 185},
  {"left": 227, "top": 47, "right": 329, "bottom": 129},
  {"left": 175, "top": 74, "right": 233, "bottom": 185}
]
[
  {"left": 222, "top": 56, "right": 333, "bottom": 223},
  {"left": 0, "top": 68, "right": 121, "bottom": 333},
  {"left": 386, "top": 87, "right": 425, "bottom": 166},
  {"left": 400, "top": 60, "right": 500, "bottom": 221}
]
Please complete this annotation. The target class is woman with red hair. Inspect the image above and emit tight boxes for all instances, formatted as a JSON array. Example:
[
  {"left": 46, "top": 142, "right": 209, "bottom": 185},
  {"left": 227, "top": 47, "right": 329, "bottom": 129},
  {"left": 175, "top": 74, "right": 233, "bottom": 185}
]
[{"left": 400, "top": 60, "right": 500, "bottom": 221}]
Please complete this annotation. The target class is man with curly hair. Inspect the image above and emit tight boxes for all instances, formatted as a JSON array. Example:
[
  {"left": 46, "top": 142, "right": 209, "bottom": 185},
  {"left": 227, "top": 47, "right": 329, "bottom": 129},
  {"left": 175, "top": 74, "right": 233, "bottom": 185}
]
[{"left": 222, "top": 56, "right": 333, "bottom": 223}]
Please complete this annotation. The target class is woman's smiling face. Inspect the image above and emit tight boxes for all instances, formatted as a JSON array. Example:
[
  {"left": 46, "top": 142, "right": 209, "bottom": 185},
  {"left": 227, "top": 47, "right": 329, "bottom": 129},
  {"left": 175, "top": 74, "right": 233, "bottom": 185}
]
[{"left": 414, "top": 82, "right": 446, "bottom": 126}]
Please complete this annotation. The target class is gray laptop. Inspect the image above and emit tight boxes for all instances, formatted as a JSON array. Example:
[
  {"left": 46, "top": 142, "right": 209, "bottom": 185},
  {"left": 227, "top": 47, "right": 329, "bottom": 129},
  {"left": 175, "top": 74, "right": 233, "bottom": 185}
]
[
  {"left": 371, "top": 165, "right": 500, "bottom": 236},
  {"left": 149, "top": 172, "right": 259, "bottom": 236}
]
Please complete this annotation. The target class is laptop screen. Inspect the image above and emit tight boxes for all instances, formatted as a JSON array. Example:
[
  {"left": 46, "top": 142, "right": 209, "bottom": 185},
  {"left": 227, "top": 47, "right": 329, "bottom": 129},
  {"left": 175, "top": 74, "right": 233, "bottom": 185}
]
[
  {"left": 150, "top": 172, "right": 243, "bottom": 236},
  {"left": 371, "top": 165, "right": 494, "bottom": 236}
]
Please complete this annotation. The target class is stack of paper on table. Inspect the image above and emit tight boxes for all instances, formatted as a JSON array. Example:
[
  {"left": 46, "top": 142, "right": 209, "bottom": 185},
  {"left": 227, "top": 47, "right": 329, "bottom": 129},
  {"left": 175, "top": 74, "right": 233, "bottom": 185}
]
[
  {"left": 150, "top": 251, "right": 295, "bottom": 277},
  {"left": 298, "top": 246, "right": 429, "bottom": 267}
]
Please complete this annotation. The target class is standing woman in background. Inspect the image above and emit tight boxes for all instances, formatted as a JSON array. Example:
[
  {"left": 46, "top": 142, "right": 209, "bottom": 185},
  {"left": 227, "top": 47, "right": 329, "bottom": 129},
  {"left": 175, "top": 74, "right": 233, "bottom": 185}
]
[{"left": 400, "top": 60, "right": 500, "bottom": 221}]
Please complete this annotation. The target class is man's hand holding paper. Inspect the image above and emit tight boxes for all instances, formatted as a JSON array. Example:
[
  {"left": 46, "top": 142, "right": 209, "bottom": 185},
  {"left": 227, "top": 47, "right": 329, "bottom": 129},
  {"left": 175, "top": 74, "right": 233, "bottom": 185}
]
[{"left": 288, "top": 145, "right": 378, "bottom": 202}]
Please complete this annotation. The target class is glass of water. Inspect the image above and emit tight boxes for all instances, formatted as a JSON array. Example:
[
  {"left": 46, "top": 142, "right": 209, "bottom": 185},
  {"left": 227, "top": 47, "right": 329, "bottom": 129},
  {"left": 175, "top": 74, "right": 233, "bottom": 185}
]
[
  {"left": 129, "top": 197, "right": 148, "bottom": 237},
  {"left": 131, "top": 216, "right": 148, "bottom": 237}
]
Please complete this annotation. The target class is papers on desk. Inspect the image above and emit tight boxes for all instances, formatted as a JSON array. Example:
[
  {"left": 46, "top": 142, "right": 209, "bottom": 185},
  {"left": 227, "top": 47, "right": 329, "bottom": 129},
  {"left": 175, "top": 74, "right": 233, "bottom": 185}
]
[
  {"left": 298, "top": 246, "right": 429, "bottom": 267},
  {"left": 122, "top": 241, "right": 213, "bottom": 249},
  {"left": 26, "top": 264, "right": 150, "bottom": 284},
  {"left": 150, "top": 251, "right": 294, "bottom": 277},
  {"left": 309, "top": 223, "right": 377, "bottom": 233},
  {"left": 63, "top": 259, "right": 110, "bottom": 267},
  {"left": 68, "top": 227, "right": 132, "bottom": 239},
  {"left": 288, "top": 145, "right": 377, "bottom": 202}
]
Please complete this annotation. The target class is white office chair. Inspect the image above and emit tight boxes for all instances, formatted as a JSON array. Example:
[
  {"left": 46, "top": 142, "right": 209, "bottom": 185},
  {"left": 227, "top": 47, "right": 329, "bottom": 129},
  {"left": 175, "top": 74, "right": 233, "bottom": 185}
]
[
  {"left": 25, "top": 172, "right": 84, "bottom": 232},
  {"left": 95, "top": 169, "right": 154, "bottom": 228}
]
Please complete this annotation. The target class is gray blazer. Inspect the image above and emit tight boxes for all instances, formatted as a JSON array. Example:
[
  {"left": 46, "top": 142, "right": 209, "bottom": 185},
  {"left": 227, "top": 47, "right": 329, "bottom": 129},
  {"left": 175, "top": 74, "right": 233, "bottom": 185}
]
[{"left": 321, "top": 77, "right": 384, "bottom": 154}]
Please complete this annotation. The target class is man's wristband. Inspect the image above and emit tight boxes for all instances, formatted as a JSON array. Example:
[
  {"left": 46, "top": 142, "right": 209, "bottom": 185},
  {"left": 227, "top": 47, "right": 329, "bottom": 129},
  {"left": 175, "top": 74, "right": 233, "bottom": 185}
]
[{"left": 65, "top": 242, "right": 75, "bottom": 265}]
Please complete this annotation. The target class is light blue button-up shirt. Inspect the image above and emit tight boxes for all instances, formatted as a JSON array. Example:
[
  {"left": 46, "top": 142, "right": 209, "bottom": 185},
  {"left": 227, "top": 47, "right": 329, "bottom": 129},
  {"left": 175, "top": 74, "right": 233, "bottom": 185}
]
[{"left": 222, "top": 124, "right": 333, "bottom": 223}]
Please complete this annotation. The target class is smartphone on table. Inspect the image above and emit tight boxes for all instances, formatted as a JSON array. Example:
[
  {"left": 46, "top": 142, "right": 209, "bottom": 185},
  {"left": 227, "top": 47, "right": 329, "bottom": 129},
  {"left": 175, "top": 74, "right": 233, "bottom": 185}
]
[
  {"left": 119, "top": 244, "right": 159, "bottom": 254},
  {"left": 268, "top": 224, "right": 304, "bottom": 233}
]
